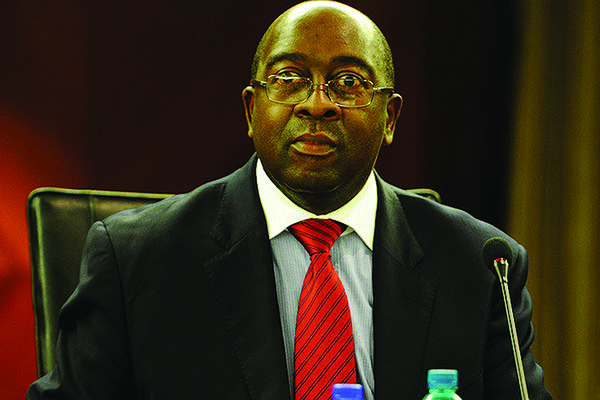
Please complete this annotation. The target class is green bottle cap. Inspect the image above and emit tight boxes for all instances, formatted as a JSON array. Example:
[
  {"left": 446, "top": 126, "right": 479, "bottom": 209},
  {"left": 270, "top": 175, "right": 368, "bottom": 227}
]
[{"left": 427, "top": 369, "right": 458, "bottom": 389}]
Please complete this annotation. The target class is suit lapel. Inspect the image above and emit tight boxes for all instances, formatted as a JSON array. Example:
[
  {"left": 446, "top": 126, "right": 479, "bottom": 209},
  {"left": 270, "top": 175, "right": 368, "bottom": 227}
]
[
  {"left": 373, "top": 178, "right": 437, "bottom": 399},
  {"left": 204, "top": 156, "right": 291, "bottom": 400}
]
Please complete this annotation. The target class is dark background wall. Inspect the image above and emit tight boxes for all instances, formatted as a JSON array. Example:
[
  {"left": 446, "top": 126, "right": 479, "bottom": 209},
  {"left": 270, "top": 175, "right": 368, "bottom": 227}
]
[{"left": 0, "top": 1, "right": 517, "bottom": 397}]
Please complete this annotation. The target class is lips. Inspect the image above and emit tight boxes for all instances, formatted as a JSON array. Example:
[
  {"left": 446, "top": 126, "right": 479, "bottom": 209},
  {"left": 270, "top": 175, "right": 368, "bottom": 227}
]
[{"left": 290, "top": 133, "right": 337, "bottom": 156}]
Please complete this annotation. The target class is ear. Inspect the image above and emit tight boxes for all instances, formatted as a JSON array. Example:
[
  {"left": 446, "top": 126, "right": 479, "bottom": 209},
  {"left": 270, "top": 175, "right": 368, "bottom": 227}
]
[
  {"left": 383, "top": 93, "right": 403, "bottom": 146},
  {"left": 242, "top": 86, "right": 255, "bottom": 138}
]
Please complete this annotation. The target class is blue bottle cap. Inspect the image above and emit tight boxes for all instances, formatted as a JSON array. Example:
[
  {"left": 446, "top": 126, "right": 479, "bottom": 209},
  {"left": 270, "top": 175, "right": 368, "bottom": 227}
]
[
  {"left": 427, "top": 369, "right": 458, "bottom": 389},
  {"left": 332, "top": 383, "right": 363, "bottom": 400}
]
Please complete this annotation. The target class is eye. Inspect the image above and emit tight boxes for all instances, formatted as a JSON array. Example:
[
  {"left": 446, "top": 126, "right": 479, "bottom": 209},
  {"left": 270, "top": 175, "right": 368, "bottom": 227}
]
[
  {"left": 276, "top": 70, "right": 301, "bottom": 78},
  {"left": 271, "top": 71, "right": 303, "bottom": 86},
  {"left": 334, "top": 74, "right": 363, "bottom": 89}
]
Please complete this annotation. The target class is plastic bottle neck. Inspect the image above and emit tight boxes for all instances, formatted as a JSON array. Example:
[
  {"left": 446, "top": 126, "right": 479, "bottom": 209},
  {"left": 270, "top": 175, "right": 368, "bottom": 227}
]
[{"left": 429, "top": 388, "right": 457, "bottom": 394}]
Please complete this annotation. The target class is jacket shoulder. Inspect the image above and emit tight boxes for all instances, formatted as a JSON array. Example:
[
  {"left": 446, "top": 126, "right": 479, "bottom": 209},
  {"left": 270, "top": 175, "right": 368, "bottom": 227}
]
[
  {"left": 385, "top": 183, "right": 522, "bottom": 264},
  {"left": 104, "top": 179, "right": 225, "bottom": 238}
]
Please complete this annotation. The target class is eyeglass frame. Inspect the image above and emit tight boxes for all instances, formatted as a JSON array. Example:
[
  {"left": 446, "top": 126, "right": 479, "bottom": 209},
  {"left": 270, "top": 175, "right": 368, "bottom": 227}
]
[{"left": 249, "top": 74, "right": 395, "bottom": 108}]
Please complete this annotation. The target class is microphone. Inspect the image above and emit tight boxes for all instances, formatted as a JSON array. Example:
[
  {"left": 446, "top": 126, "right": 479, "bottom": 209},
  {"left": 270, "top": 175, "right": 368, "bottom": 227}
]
[{"left": 482, "top": 237, "right": 530, "bottom": 400}]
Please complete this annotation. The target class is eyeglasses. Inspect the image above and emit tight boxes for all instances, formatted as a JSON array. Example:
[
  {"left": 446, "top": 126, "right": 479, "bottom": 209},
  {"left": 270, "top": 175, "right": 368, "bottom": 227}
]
[{"left": 250, "top": 74, "right": 394, "bottom": 108}]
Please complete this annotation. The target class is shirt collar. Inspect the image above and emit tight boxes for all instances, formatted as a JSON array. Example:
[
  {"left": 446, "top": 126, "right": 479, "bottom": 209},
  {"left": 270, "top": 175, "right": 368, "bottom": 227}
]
[{"left": 255, "top": 158, "right": 378, "bottom": 250}]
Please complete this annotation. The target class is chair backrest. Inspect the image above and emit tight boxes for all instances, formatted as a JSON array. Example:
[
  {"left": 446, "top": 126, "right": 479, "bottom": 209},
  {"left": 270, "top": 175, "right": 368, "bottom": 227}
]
[
  {"left": 27, "top": 186, "right": 440, "bottom": 377},
  {"left": 27, "top": 187, "right": 171, "bottom": 376}
]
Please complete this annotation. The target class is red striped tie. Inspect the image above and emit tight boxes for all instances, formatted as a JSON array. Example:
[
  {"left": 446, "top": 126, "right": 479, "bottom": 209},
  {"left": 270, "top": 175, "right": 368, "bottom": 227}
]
[{"left": 288, "top": 219, "right": 357, "bottom": 400}]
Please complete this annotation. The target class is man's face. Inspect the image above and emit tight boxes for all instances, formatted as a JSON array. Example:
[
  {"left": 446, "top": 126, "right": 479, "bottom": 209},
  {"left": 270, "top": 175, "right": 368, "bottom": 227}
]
[{"left": 243, "top": 7, "right": 402, "bottom": 214}]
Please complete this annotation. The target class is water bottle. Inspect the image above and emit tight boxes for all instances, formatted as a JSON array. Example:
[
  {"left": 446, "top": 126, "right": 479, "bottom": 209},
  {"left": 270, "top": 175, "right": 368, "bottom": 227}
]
[
  {"left": 422, "top": 369, "right": 463, "bottom": 399},
  {"left": 332, "top": 383, "right": 363, "bottom": 400}
]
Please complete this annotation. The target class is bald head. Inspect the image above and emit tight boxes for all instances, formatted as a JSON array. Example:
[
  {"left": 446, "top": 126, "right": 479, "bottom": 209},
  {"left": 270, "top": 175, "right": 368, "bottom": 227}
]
[{"left": 250, "top": 1, "right": 395, "bottom": 86}]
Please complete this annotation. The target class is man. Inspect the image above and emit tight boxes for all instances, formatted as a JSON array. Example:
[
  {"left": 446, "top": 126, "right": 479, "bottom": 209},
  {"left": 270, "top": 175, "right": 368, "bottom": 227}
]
[{"left": 27, "top": 1, "right": 552, "bottom": 399}]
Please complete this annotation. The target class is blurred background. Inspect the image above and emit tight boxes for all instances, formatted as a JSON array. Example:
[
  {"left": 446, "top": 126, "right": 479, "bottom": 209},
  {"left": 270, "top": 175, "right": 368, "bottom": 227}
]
[{"left": 0, "top": 0, "right": 597, "bottom": 398}]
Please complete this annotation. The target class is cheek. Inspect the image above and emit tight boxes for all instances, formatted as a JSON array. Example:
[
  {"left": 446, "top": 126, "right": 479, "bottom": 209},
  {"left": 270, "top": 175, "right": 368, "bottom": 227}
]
[
  {"left": 344, "top": 113, "right": 387, "bottom": 152},
  {"left": 253, "top": 105, "right": 291, "bottom": 141}
]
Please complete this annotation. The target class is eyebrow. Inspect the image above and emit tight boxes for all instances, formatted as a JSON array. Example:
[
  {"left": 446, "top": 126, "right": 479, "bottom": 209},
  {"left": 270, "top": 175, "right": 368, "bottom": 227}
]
[
  {"left": 264, "top": 52, "right": 376, "bottom": 79},
  {"left": 330, "top": 55, "right": 375, "bottom": 79},
  {"left": 264, "top": 52, "right": 308, "bottom": 72}
]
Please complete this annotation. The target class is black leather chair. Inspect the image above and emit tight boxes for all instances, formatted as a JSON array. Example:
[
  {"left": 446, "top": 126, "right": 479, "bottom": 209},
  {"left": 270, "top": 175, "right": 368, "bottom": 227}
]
[
  {"left": 27, "top": 186, "right": 440, "bottom": 377},
  {"left": 27, "top": 188, "right": 171, "bottom": 376}
]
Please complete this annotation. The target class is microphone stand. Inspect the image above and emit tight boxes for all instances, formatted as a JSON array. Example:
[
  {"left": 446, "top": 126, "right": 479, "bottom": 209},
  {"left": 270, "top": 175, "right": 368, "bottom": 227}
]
[{"left": 493, "top": 257, "right": 530, "bottom": 400}]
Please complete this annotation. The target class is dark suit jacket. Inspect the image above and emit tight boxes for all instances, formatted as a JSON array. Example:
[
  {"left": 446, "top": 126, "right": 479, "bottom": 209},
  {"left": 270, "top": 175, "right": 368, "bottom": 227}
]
[{"left": 27, "top": 156, "right": 552, "bottom": 399}]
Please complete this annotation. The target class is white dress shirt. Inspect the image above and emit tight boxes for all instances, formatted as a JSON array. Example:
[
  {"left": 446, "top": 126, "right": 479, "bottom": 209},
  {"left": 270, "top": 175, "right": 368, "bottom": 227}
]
[{"left": 255, "top": 159, "right": 376, "bottom": 400}]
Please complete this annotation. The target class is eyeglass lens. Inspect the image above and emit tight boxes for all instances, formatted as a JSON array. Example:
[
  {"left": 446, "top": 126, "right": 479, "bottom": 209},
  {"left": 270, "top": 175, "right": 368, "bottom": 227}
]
[{"left": 266, "top": 76, "right": 373, "bottom": 107}]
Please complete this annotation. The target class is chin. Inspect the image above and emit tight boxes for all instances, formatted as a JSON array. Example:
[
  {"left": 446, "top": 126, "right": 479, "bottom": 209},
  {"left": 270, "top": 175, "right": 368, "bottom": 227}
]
[{"left": 285, "top": 179, "right": 340, "bottom": 195}]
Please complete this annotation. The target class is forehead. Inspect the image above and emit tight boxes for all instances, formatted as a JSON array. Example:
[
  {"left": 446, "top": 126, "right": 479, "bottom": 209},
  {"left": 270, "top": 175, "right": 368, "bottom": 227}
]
[{"left": 260, "top": 8, "right": 382, "bottom": 77}]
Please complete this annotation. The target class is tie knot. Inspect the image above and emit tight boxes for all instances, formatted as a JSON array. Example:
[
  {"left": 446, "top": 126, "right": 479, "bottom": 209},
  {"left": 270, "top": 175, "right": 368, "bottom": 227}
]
[{"left": 288, "top": 219, "right": 346, "bottom": 257}]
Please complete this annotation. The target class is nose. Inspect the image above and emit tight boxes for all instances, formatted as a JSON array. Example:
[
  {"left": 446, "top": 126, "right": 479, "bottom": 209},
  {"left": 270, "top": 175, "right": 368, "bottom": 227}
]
[{"left": 294, "top": 84, "right": 341, "bottom": 120}]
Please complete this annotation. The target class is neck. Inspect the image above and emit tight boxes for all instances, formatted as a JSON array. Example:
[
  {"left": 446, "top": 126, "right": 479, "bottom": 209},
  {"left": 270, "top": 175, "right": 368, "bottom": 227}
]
[
  {"left": 257, "top": 158, "right": 373, "bottom": 215},
  {"left": 276, "top": 181, "right": 363, "bottom": 215}
]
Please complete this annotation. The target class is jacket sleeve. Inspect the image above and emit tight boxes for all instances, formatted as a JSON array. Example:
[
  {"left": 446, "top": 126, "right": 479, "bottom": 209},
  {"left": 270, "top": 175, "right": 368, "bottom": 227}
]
[
  {"left": 26, "top": 221, "right": 136, "bottom": 399},
  {"left": 483, "top": 243, "right": 553, "bottom": 399}
]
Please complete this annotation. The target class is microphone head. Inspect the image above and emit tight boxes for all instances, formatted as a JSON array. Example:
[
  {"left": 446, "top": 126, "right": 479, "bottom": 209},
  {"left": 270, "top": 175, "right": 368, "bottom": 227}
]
[{"left": 482, "top": 237, "right": 514, "bottom": 267}]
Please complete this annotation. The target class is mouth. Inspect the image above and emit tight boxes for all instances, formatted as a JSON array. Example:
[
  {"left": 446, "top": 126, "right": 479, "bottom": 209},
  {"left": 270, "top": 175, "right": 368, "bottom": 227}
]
[{"left": 290, "top": 133, "right": 337, "bottom": 156}]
